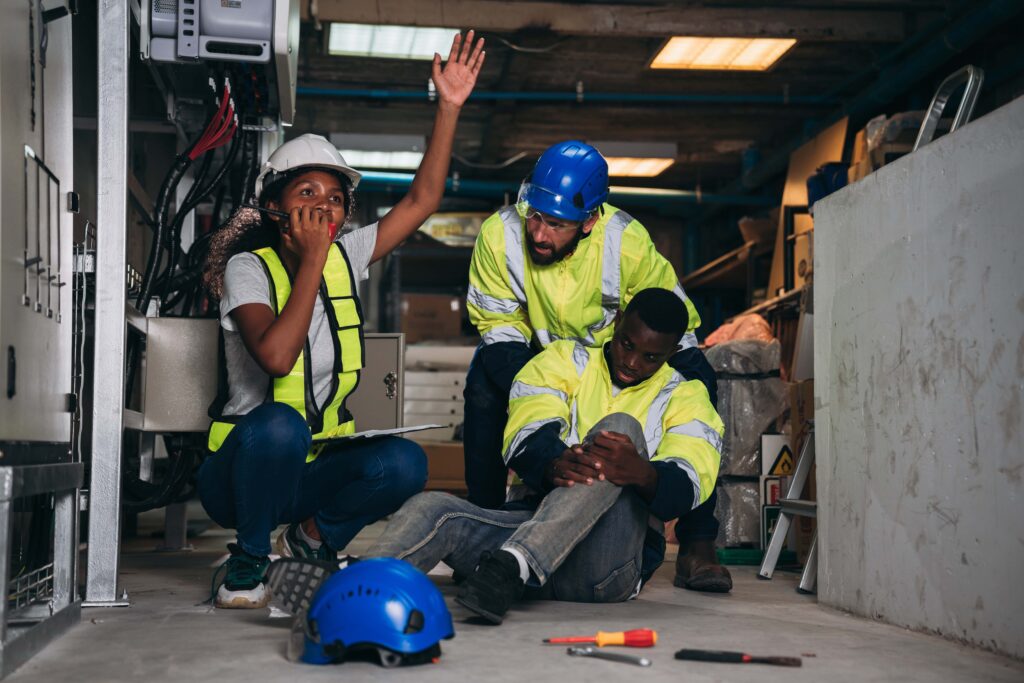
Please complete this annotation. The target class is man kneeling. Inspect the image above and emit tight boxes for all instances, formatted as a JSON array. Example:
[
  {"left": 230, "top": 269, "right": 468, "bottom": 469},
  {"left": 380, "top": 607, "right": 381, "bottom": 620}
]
[{"left": 368, "top": 288, "right": 723, "bottom": 623}]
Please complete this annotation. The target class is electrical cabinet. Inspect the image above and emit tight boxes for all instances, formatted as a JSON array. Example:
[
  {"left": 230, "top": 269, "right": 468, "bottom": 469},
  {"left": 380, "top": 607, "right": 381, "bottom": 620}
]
[
  {"left": 0, "top": 0, "right": 74, "bottom": 449},
  {"left": 139, "top": 324, "right": 405, "bottom": 433}
]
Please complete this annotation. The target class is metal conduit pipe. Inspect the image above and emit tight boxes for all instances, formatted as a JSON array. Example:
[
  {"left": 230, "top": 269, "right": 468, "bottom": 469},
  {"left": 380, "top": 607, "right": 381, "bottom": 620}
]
[
  {"left": 694, "top": 0, "right": 1024, "bottom": 227},
  {"left": 358, "top": 171, "right": 777, "bottom": 208},
  {"left": 297, "top": 86, "right": 837, "bottom": 107}
]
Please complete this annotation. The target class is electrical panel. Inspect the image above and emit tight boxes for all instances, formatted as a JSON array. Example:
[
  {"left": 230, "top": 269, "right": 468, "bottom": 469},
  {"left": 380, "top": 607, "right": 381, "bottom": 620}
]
[
  {"left": 0, "top": 1, "right": 74, "bottom": 445},
  {"left": 141, "top": 0, "right": 299, "bottom": 126}
]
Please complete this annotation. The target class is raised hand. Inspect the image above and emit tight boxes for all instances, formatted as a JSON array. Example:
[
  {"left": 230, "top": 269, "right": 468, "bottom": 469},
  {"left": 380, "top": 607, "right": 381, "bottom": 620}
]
[{"left": 431, "top": 30, "right": 485, "bottom": 109}]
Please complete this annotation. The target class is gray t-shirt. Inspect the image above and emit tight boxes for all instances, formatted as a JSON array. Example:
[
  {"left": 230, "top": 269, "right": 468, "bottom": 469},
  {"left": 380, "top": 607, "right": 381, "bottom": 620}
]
[{"left": 218, "top": 224, "right": 378, "bottom": 418}]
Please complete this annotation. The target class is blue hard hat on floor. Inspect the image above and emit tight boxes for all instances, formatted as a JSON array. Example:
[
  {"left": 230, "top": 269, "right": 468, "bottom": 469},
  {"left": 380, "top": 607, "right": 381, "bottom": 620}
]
[
  {"left": 517, "top": 140, "right": 609, "bottom": 222},
  {"left": 290, "top": 558, "right": 454, "bottom": 667}
]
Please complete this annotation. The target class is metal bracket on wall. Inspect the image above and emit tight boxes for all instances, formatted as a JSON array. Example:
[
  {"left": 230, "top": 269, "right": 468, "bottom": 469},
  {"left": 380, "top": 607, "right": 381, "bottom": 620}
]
[{"left": 21, "top": 146, "right": 64, "bottom": 322}]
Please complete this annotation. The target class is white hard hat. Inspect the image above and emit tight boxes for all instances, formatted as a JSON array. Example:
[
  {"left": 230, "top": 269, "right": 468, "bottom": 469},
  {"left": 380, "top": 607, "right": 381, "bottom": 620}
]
[{"left": 254, "top": 133, "right": 362, "bottom": 199}]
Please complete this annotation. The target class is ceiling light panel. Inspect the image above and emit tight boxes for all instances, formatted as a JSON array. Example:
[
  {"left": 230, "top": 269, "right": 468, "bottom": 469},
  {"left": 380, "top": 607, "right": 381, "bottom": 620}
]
[
  {"left": 650, "top": 37, "right": 796, "bottom": 71},
  {"left": 328, "top": 23, "right": 459, "bottom": 60},
  {"left": 337, "top": 150, "right": 425, "bottom": 170},
  {"left": 605, "top": 157, "right": 675, "bottom": 177}
]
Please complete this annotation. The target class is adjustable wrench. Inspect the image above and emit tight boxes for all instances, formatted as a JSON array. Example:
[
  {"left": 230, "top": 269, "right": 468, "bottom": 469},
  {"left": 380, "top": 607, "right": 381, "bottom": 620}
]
[{"left": 567, "top": 646, "right": 652, "bottom": 667}]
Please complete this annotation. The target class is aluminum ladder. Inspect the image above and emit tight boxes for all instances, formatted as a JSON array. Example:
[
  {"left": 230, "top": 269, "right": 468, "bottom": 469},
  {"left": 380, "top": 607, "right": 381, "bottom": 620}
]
[{"left": 758, "top": 421, "right": 817, "bottom": 594}]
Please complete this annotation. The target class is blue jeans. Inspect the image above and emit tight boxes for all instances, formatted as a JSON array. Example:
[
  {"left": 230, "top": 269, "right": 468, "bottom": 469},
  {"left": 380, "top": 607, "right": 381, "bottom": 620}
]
[
  {"left": 198, "top": 402, "right": 428, "bottom": 557},
  {"left": 462, "top": 342, "right": 720, "bottom": 545},
  {"left": 370, "top": 414, "right": 649, "bottom": 603}
]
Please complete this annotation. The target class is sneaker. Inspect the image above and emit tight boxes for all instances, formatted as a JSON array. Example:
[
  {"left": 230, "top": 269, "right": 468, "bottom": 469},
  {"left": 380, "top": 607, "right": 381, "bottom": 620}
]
[
  {"left": 275, "top": 522, "right": 338, "bottom": 563},
  {"left": 213, "top": 543, "right": 271, "bottom": 609},
  {"left": 454, "top": 550, "right": 525, "bottom": 625},
  {"left": 266, "top": 557, "right": 340, "bottom": 616}
]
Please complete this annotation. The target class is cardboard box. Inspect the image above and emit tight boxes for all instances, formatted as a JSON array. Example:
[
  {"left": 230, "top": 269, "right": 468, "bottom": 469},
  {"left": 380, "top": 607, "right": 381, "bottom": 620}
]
[
  {"left": 401, "top": 294, "right": 463, "bottom": 343},
  {"left": 419, "top": 440, "right": 467, "bottom": 493},
  {"left": 790, "top": 312, "right": 814, "bottom": 382},
  {"left": 789, "top": 380, "right": 815, "bottom": 461}
]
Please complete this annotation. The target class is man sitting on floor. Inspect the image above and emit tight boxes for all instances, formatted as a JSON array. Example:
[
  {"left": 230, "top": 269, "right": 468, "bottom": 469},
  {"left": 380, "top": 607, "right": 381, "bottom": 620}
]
[{"left": 367, "top": 288, "right": 723, "bottom": 623}]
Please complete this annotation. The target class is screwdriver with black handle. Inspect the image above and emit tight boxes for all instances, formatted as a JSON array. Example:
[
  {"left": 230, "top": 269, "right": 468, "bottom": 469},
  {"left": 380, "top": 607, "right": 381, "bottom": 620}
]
[{"left": 675, "top": 648, "right": 802, "bottom": 667}]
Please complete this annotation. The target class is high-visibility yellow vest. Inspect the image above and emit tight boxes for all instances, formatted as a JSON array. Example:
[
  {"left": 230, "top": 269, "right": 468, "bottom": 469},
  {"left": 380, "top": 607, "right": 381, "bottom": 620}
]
[
  {"left": 467, "top": 203, "right": 700, "bottom": 351},
  {"left": 502, "top": 340, "right": 723, "bottom": 505},
  {"left": 207, "top": 243, "right": 365, "bottom": 462}
]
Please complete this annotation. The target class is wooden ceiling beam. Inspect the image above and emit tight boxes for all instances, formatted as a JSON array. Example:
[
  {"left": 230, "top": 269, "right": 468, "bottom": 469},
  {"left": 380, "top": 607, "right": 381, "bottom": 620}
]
[{"left": 305, "top": 0, "right": 907, "bottom": 42}]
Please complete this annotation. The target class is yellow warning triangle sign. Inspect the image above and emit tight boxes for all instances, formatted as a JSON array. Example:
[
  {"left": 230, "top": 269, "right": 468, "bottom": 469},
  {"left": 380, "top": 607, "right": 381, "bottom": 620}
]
[{"left": 769, "top": 445, "right": 795, "bottom": 475}]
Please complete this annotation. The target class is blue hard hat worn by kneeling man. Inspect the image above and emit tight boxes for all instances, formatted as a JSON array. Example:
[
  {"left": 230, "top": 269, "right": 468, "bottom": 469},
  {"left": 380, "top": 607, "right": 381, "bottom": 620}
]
[
  {"left": 517, "top": 140, "right": 610, "bottom": 222},
  {"left": 288, "top": 558, "right": 454, "bottom": 667}
]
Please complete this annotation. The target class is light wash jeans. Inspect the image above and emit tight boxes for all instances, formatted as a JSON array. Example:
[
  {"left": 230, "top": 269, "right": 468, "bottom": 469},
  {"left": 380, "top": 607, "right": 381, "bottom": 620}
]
[{"left": 368, "top": 413, "right": 650, "bottom": 603}]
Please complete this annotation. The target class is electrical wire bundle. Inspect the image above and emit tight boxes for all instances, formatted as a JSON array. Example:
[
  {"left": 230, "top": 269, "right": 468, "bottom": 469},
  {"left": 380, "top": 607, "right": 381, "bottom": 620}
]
[
  {"left": 122, "top": 74, "right": 246, "bottom": 514},
  {"left": 121, "top": 436, "right": 202, "bottom": 515},
  {"left": 137, "top": 75, "right": 238, "bottom": 317}
]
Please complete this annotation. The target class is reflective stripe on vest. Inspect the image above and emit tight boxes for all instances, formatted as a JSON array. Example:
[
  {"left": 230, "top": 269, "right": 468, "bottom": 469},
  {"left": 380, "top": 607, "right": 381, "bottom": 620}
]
[
  {"left": 207, "top": 243, "right": 364, "bottom": 462},
  {"left": 503, "top": 340, "right": 721, "bottom": 504},
  {"left": 494, "top": 205, "right": 696, "bottom": 349}
]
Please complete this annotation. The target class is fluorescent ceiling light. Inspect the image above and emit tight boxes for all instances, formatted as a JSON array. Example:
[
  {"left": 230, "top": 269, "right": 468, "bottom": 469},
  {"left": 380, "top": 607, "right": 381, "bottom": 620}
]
[
  {"left": 650, "top": 37, "right": 796, "bottom": 71},
  {"left": 604, "top": 157, "right": 675, "bottom": 177},
  {"left": 593, "top": 141, "right": 676, "bottom": 177},
  {"left": 328, "top": 23, "right": 459, "bottom": 60},
  {"left": 329, "top": 133, "right": 425, "bottom": 170},
  {"left": 337, "top": 150, "right": 424, "bottom": 170}
]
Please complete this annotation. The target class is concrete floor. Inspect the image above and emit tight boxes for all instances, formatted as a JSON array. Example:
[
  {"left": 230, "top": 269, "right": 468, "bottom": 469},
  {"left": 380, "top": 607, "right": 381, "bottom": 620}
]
[{"left": 10, "top": 511, "right": 1024, "bottom": 683}]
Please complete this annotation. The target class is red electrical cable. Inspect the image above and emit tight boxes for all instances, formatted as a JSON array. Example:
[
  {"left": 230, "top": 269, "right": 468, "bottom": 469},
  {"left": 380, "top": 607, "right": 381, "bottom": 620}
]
[{"left": 188, "top": 83, "right": 231, "bottom": 160}]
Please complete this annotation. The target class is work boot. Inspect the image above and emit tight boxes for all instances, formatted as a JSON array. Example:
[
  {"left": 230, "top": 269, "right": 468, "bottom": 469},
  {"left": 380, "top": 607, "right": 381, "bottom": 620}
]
[
  {"left": 455, "top": 550, "right": 525, "bottom": 625},
  {"left": 674, "top": 539, "right": 732, "bottom": 593}
]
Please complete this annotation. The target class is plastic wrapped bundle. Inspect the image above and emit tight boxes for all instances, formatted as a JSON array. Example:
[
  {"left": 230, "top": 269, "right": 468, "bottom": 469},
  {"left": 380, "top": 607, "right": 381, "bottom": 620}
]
[
  {"left": 715, "top": 479, "right": 761, "bottom": 547},
  {"left": 706, "top": 340, "right": 788, "bottom": 476}
]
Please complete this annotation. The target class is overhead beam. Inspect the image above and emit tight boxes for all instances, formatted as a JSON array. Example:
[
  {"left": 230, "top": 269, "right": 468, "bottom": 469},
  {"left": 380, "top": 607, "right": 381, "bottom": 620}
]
[{"left": 305, "top": 0, "right": 907, "bottom": 42}]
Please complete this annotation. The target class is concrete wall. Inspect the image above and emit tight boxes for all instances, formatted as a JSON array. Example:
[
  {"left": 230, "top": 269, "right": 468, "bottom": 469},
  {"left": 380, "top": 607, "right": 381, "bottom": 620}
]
[{"left": 813, "top": 95, "right": 1024, "bottom": 658}]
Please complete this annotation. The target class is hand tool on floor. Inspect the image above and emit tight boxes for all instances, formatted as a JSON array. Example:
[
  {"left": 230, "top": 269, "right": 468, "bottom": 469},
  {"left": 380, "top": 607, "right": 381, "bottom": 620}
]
[
  {"left": 674, "top": 648, "right": 802, "bottom": 667},
  {"left": 567, "top": 646, "right": 651, "bottom": 667},
  {"left": 544, "top": 628, "right": 657, "bottom": 647}
]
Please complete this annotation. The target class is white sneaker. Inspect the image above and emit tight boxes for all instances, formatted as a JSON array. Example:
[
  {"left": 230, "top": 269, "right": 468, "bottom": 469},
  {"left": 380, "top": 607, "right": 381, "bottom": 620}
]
[
  {"left": 212, "top": 543, "right": 271, "bottom": 609},
  {"left": 216, "top": 581, "right": 271, "bottom": 609}
]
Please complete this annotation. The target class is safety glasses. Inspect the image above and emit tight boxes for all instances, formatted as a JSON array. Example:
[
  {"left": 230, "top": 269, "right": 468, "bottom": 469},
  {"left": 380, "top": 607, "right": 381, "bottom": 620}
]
[{"left": 522, "top": 208, "right": 584, "bottom": 232}]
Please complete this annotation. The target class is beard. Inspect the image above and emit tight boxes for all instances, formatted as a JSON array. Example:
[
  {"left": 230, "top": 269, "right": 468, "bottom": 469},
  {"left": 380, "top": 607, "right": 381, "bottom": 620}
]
[{"left": 526, "top": 226, "right": 585, "bottom": 265}]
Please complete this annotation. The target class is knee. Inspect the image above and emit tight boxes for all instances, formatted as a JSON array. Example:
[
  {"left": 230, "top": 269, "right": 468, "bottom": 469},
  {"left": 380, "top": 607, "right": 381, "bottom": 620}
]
[
  {"left": 402, "top": 490, "right": 452, "bottom": 516},
  {"left": 242, "top": 403, "right": 311, "bottom": 462},
  {"left": 388, "top": 490, "right": 455, "bottom": 526},
  {"left": 585, "top": 413, "right": 645, "bottom": 452},
  {"left": 380, "top": 439, "right": 428, "bottom": 499}
]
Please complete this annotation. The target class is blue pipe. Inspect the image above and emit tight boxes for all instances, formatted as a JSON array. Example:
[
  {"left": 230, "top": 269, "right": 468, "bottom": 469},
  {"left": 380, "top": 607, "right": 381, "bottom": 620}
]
[
  {"left": 357, "top": 171, "right": 776, "bottom": 207},
  {"left": 298, "top": 86, "right": 837, "bottom": 107}
]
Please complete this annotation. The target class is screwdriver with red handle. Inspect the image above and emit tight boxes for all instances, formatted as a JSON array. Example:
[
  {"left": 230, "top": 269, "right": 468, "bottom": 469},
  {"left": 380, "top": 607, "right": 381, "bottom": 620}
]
[{"left": 543, "top": 629, "right": 657, "bottom": 648}]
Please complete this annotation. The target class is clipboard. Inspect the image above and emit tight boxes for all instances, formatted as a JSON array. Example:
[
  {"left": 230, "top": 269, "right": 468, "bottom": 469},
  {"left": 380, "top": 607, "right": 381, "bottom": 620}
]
[{"left": 318, "top": 424, "right": 445, "bottom": 444}]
